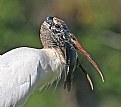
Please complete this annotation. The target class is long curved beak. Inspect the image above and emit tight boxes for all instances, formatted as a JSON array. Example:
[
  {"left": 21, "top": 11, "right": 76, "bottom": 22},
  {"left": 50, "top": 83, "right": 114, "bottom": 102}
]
[{"left": 69, "top": 33, "right": 104, "bottom": 82}]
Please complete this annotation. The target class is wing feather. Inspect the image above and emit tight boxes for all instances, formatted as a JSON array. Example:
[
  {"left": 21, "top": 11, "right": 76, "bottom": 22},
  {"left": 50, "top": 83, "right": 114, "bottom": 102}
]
[{"left": 0, "top": 47, "right": 63, "bottom": 107}]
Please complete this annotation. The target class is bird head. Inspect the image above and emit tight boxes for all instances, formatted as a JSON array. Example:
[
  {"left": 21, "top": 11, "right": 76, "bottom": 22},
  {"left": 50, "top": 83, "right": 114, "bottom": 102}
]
[
  {"left": 40, "top": 16, "right": 70, "bottom": 48},
  {"left": 40, "top": 16, "right": 104, "bottom": 91}
]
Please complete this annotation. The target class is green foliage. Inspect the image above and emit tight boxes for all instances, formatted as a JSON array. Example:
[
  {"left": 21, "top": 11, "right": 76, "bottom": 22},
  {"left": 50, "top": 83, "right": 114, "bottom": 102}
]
[
  {"left": 0, "top": 0, "right": 121, "bottom": 107},
  {"left": 25, "top": 91, "right": 62, "bottom": 107}
]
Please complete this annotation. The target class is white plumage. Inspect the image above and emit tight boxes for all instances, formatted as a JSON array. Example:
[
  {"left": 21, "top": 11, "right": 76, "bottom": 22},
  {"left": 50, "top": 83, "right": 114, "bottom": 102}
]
[{"left": 0, "top": 47, "right": 64, "bottom": 107}]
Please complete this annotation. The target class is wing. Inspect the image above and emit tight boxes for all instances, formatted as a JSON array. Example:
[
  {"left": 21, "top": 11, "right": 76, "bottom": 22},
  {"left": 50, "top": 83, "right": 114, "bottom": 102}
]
[
  {"left": 0, "top": 47, "right": 42, "bottom": 107},
  {"left": 0, "top": 47, "right": 63, "bottom": 107}
]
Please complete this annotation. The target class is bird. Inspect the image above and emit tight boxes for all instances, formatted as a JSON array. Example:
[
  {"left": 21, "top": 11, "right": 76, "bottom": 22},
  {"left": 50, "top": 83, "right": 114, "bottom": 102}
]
[{"left": 0, "top": 16, "right": 104, "bottom": 107}]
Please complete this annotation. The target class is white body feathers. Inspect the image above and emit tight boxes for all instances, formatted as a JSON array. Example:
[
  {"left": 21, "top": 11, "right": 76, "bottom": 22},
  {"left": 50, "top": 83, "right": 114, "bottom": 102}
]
[{"left": 0, "top": 47, "right": 64, "bottom": 107}]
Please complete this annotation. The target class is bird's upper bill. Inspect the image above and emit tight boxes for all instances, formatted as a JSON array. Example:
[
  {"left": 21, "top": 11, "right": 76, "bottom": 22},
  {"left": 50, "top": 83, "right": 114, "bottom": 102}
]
[{"left": 40, "top": 16, "right": 104, "bottom": 90}]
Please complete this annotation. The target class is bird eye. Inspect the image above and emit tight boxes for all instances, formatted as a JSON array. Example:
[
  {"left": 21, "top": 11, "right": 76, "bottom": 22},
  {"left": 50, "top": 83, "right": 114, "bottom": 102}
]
[
  {"left": 55, "top": 24, "right": 61, "bottom": 28},
  {"left": 46, "top": 16, "right": 54, "bottom": 21}
]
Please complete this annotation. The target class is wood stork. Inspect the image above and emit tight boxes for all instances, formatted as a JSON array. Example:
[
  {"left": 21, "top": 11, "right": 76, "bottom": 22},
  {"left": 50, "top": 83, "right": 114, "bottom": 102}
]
[{"left": 0, "top": 16, "right": 104, "bottom": 107}]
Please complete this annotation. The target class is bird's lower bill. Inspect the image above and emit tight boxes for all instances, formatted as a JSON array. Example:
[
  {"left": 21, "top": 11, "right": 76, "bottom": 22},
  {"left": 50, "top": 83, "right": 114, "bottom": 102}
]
[{"left": 70, "top": 35, "right": 104, "bottom": 82}]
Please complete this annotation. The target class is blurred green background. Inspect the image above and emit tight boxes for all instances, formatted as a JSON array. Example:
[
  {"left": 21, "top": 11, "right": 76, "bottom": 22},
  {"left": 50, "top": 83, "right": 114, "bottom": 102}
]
[{"left": 0, "top": 0, "right": 121, "bottom": 107}]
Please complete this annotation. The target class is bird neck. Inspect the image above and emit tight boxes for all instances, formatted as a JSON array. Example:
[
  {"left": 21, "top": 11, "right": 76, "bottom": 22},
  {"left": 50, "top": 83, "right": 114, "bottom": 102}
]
[
  {"left": 40, "top": 24, "right": 56, "bottom": 48},
  {"left": 53, "top": 47, "right": 66, "bottom": 64},
  {"left": 40, "top": 24, "right": 66, "bottom": 63},
  {"left": 42, "top": 47, "right": 66, "bottom": 64}
]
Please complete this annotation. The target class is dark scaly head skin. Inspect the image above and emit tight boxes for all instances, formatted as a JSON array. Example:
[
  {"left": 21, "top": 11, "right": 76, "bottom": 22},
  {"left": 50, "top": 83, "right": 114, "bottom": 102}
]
[
  {"left": 40, "top": 16, "right": 104, "bottom": 91},
  {"left": 40, "top": 16, "right": 69, "bottom": 48}
]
